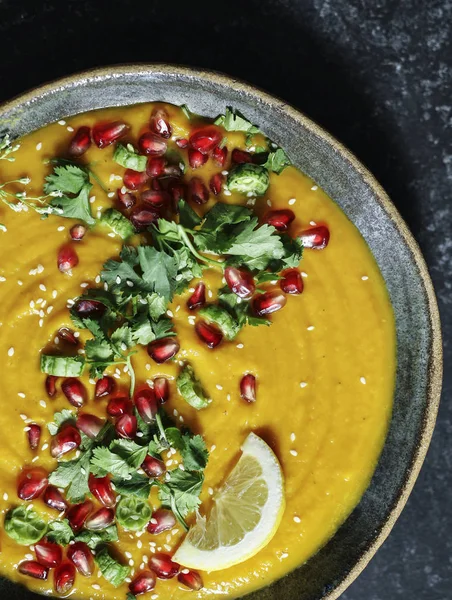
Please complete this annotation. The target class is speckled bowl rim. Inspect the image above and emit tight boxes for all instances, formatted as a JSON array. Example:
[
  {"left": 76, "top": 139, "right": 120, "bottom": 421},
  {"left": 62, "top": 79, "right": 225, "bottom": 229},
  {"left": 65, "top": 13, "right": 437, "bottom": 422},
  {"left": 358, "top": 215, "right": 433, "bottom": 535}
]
[{"left": 0, "top": 64, "right": 443, "bottom": 600}]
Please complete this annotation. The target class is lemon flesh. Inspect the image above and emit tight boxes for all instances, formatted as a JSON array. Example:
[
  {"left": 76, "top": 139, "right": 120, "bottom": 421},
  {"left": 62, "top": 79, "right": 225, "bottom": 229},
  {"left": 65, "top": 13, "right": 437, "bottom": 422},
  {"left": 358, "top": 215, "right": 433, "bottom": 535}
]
[{"left": 173, "top": 432, "right": 285, "bottom": 571}]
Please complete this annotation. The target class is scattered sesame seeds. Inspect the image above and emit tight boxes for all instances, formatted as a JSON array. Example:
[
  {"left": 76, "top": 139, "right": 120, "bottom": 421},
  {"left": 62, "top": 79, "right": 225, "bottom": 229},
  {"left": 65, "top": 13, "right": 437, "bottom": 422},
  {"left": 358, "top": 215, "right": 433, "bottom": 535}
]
[
  {"left": 360, "top": 377, "right": 367, "bottom": 385},
  {"left": 42, "top": 443, "right": 48, "bottom": 451},
  {"left": 67, "top": 126, "right": 74, "bottom": 133},
  {"left": 288, "top": 198, "right": 296, "bottom": 205},
  {"left": 290, "top": 432, "right": 296, "bottom": 442},
  {"left": 293, "top": 515, "right": 301, "bottom": 523},
  {"left": 311, "top": 185, "right": 318, "bottom": 191},
  {"left": 310, "top": 220, "right": 317, "bottom": 226},
  {"left": 7, "top": 347, "right": 14, "bottom": 357},
  {"left": 236, "top": 343, "right": 244, "bottom": 349},
  {"left": 167, "top": 310, "right": 174, "bottom": 318},
  {"left": 35, "top": 142, "right": 42, "bottom": 151},
  {"left": 18, "top": 392, "right": 26, "bottom": 398},
  {"left": 17, "top": 280, "right": 23, "bottom": 286},
  {"left": 107, "top": 192, "right": 115, "bottom": 198},
  {"left": 216, "top": 384, "right": 223, "bottom": 390},
  {"left": 223, "top": 189, "right": 232, "bottom": 196},
  {"left": 266, "top": 199, "right": 272, "bottom": 207},
  {"left": 208, "top": 487, "right": 214, "bottom": 496},
  {"left": 307, "top": 325, "right": 315, "bottom": 331},
  {"left": 58, "top": 120, "right": 67, "bottom": 126},
  {"left": 210, "top": 444, "right": 216, "bottom": 452},
  {"left": 290, "top": 449, "right": 298, "bottom": 457},
  {"left": 300, "top": 381, "right": 308, "bottom": 388},
  {"left": 361, "top": 275, "right": 369, "bottom": 281}
]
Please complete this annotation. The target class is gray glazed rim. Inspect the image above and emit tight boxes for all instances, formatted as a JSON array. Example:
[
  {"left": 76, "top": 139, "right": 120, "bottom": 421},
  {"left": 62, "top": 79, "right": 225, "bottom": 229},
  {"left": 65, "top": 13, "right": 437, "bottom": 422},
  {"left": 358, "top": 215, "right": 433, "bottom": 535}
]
[{"left": 0, "top": 65, "right": 443, "bottom": 600}]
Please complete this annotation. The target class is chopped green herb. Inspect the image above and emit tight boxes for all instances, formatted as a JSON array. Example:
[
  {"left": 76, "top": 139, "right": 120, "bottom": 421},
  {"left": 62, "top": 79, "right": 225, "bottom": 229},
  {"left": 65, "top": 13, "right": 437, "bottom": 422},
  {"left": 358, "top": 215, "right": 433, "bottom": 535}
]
[
  {"left": 47, "top": 519, "right": 74, "bottom": 545},
  {"left": 44, "top": 164, "right": 95, "bottom": 225},
  {"left": 113, "top": 144, "right": 147, "bottom": 172},
  {"left": 112, "top": 473, "right": 152, "bottom": 499},
  {"left": 159, "top": 469, "right": 204, "bottom": 523},
  {"left": 49, "top": 451, "right": 91, "bottom": 503},
  {"left": 177, "top": 365, "right": 210, "bottom": 410},
  {"left": 91, "top": 439, "right": 148, "bottom": 480},
  {"left": 100, "top": 208, "right": 135, "bottom": 240},
  {"left": 75, "top": 524, "right": 119, "bottom": 549},
  {"left": 95, "top": 546, "right": 130, "bottom": 588},
  {"left": 199, "top": 304, "right": 240, "bottom": 340}
]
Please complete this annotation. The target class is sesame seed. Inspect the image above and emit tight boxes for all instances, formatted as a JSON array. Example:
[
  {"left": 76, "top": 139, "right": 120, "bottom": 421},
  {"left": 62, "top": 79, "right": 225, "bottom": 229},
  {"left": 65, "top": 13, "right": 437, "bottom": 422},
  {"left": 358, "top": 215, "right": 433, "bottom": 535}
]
[
  {"left": 17, "top": 280, "right": 23, "bottom": 286},
  {"left": 310, "top": 220, "right": 317, "bottom": 226},
  {"left": 7, "top": 347, "right": 14, "bottom": 356},
  {"left": 2, "top": 492, "right": 8, "bottom": 501},
  {"left": 125, "top": 552, "right": 132, "bottom": 559},
  {"left": 164, "top": 544, "right": 172, "bottom": 552},
  {"left": 266, "top": 199, "right": 272, "bottom": 206},
  {"left": 210, "top": 444, "right": 216, "bottom": 452},
  {"left": 42, "top": 443, "right": 48, "bottom": 451},
  {"left": 128, "top": 559, "right": 134, "bottom": 567},
  {"left": 362, "top": 275, "right": 369, "bottom": 281},
  {"left": 167, "top": 310, "right": 174, "bottom": 318},
  {"left": 18, "top": 392, "right": 26, "bottom": 398},
  {"left": 137, "top": 540, "right": 142, "bottom": 549},
  {"left": 20, "top": 414, "right": 28, "bottom": 420},
  {"left": 107, "top": 192, "right": 115, "bottom": 198},
  {"left": 179, "top": 464, "right": 185, "bottom": 471},
  {"left": 67, "top": 126, "right": 74, "bottom": 132},
  {"left": 92, "top": 584, "right": 101, "bottom": 590},
  {"left": 36, "top": 142, "right": 42, "bottom": 151},
  {"left": 301, "top": 271, "right": 308, "bottom": 278},
  {"left": 227, "top": 394, "right": 231, "bottom": 401},
  {"left": 223, "top": 189, "right": 232, "bottom": 196},
  {"left": 236, "top": 343, "right": 244, "bottom": 349},
  {"left": 108, "top": 232, "right": 116, "bottom": 238},
  {"left": 311, "top": 185, "right": 318, "bottom": 191},
  {"left": 288, "top": 198, "right": 296, "bottom": 205},
  {"left": 290, "top": 449, "right": 298, "bottom": 457},
  {"left": 307, "top": 325, "right": 315, "bottom": 331},
  {"left": 280, "top": 552, "right": 289, "bottom": 559},
  {"left": 208, "top": 487, "right": 214, "bottom": 495},
  {"left": 360, "top": 377, "right": 367, "bottom": 385},
  {"left": 300, "top": 382, "right": 307, "bottom": 388},
  {"left": 52, "top": 290, "right": 58, "bottom": 298},
  {"left": 58, "top": 120, "right": 66, "bottom": 126},
  {"left": 208, "top": 289, "right": 213, "bottom": 298},
  {"left": 39, "top": 319, "right": 44, "bottom": 327},
  {"left": 294, "top": 516, "right": 301, "bottom": 523},
  {"left": 216, "top": 384, "right": 223, "bottom": 390},
  {"left": 290, "top": 433, "right": 296, "bottom": 442},
  {"left": 221, "top": 170, "right": 229, "bottom": 176}
]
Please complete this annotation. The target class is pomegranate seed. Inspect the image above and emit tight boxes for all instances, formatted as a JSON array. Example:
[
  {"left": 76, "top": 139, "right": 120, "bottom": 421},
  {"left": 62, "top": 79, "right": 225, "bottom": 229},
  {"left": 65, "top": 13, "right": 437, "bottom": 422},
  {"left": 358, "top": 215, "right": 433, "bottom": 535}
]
[
  {"left": 76, "top": 413, "right": 104, "bottom": 439},
  {"left": 188, "top": 148, "right": 208, "bottom": 169},
  {"left": 189, "top": 126, "right": 222, "bottom": 154},
  {"left": 51, "top": 424, "right": 81, "bottom": 458},
  {"left": 298, "top": 225, "right": 330, "bottom": 249},
  {"left": 70, "top": 223, "right": 87, "bottom": 240},
  {"left": 115, "top": 414, "right": 137, "bottom": 439},
  {"left": 224, "top": 266, "right": 255, "bottom": 298},
  {"left": 280, "top": 269, "right": 304, "bottom": 294},
  {"left": 107, "top": 395, "right": 133, "bottom": 417},
  {"left": 149, "top": 553, "right": 180, "bottom": 579},
  {"left": 18, "top": 561, "right": 49, "bottom": 580},
  {"left": 146, "top": 156, "right": 166, "bottom": 177},
  {"left": 142, "top": 189, "right": 170, "bottom": 208},
  {"left": 67, "top": 542, "right": 94, "bottom": 577},
  {"left": 68, "top": 126, "right": 91, "bottom": 157},
  {"left": 57, "top": 245, "right": 78, "bottom": 272},
  {"left": 240, "top": 373, "right": 256, "bottom": 403},
  {"left": 178, "top": 570, "right": 204, "bottom": 591},
  {"left": 138, "top": 132, "right": 167, "bottom": 156},
  {"left": 147, "top": 338, "right": 180, "bottom": 364},
  {"left": 54, "top": 562, "right": 76, "bottom": 595},
  {"left": 88, "top": 475, "right": 116, "bottom": 508},
  {"left": 176, "top": 138, "right": 188, "bottom": 149},
  {"left": 130, "top": 207, "right": 160, "bottom": 231},
  {"left": 150, "top": 108, "right": 172, "bottom": 139},
  {"left": 124, "top": 169, "right": 149, "bottom": 190},
  {"left": 118, "top": 189, "right": 136, "bottom": 209},
  {"left": 187, "top": 282, "right": 206, "bottom": 310},
  {"left": 232, "top": 149, "right": 252, "bottom": 163},
  {"left": 95, "top": 376, "right": 115, "bottom": 398},
  {"left": 134, "top": 388, "right": 158, "bottom": 424},
  {"left": 163, "top": 164, "right": 182, "bottom": 177},
  {"left": 129, "top": 571, "right": 156, "bottom": 595},
  {"left": 189, "top": 177, "right": 209, "bottom": 204},
  {"left": 35, "top": 542, "right": 62, "bottom": 568},
  {"left": 209, "top": 173, "right": 224, "bottom": 195},
  {"left": 57, "top": 327, "right": 78, "bottom": 345},
  {"left": 27, "top": 424, "right": 41, "bottom": 451},
  {"left": 45, "top": 375, "right": 58, "bottom": 397},
  {"left": 44, "top": 486, "right": 68, "bottom": 512},
  {"left": 154, "top": 377, "right": 169, "bottom": 404},
  {"left": 147, "top": 509, "right": 176, "bottom": 535},
  {"left": 169, "top": 182, "right": 186, "bottom": 205},
  {"left": 67, "top": 500, "right": 93, "bottom": 532},
  {"left": 85, "top": 507, "right": 115, "bottom": 531},
  {"left": 141, "top": 455, "right": 165, "bottom": 478},
  {"left": 195, "top": 320, "right": 223, "bottom": 348},
  {"left": 74, "top": 299, "right": 106, "bottom": 319},
  {"left": 17, "top": 468, "right": 48, "bottom": 501},
  {"left": 151, "top": 178, "right": 163, "bottom": 191},
  {"left": 213, "top": 145, "right": 227, "bottom": 166},
  {"left": 264, "top": 209, "right": 295, "bottom": 232},
  {"left": 61, "top": 378, "right": 86, "bottom": 408},
  {"left": 92, "top": 121, "right": 129, "bottom": 148},
  {"left": 252, "top": 291, "right": 287, "bottom": 316}
]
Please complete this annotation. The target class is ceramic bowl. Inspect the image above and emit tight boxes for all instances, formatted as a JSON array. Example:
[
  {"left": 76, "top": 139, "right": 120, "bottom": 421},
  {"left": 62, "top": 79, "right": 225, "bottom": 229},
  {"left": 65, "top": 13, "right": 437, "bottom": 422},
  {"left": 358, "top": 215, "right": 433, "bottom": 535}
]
[{"left": 0, "top": 65, "right": 442, "bottom": 600}]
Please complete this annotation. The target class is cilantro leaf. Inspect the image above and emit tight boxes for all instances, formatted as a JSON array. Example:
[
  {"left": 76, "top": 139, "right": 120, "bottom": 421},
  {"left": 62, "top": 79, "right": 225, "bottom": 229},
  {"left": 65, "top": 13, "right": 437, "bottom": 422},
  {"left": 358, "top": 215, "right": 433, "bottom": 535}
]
[
  {"left": 166, "top": 429, "right": 209, "bottom": 472},
  {"left": 178, "top": 199, "right": 201, "bottom": 228},
  {"left": 75, "top": 524, "right": 119, "bottom": 549},
  {"left": 112, "top": 473, "right": 152, "bottom": 499},
  {"left": 47, "top": 519, "right": 74, "bottom": 545},
  {"left": 90, "top": 439, "right": 148, "bottom": 480},
  {"left": 137, "top": 246, "right": 178, "bottom": 302},
  {"left": 263, "top": 148, "right": 291, "bottom": 174},
  {"left": 215, "top": 107, "right": 260, "bottom": 136},
  {"left": 49, "top": 451, "right": 91, "bottom": 503},
  {"left": 159, "top": 469, "right": 204, "bottom": 519},
  {"left": 95, "top": 546, "right": 130, "bottom": 588},
  {"left": 47, "top": 409, "right": 76, "bottom": 435},
  {"left": 226, "top": 219, "right": 284, "bottom": 270},
  {"left": 44, "top": 164, "right": 95, "bottom": 225}
]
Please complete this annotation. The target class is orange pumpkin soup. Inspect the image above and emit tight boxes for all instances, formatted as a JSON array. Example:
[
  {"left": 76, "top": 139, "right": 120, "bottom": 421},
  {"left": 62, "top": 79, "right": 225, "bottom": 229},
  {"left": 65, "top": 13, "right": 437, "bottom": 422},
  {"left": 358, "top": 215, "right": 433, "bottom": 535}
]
[{"left": 0, "top": 102, "right": 395, "bottom": 599}]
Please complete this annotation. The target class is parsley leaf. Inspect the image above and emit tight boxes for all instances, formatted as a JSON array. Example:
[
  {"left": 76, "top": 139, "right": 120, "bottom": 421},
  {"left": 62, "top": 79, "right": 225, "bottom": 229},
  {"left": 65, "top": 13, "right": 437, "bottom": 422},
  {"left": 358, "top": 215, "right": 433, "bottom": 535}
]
[
  {"left": 49, "top": 451, "right": 91, "bottom": 503},
  {"left": 47, "top": 519, "right": 74, "bottom": 545},
  {"left": 159, "top": 469, "right": 204, "bottom": 519},
  {"left": 44, "top": 164, "right": 95, "bottom": 225}
]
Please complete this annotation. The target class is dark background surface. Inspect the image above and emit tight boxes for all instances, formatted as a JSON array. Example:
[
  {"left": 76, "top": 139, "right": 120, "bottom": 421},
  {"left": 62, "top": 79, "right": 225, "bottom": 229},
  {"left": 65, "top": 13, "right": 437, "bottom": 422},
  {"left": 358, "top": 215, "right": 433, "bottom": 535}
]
[{"left": 0, "top": 0, "right": 450, "bottom": 598}]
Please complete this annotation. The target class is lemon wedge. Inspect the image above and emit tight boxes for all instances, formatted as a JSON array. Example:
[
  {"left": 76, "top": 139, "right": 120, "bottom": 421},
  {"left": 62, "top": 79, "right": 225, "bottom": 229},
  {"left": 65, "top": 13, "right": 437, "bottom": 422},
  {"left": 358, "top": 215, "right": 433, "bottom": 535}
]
[{"left": 173, "top": 432, "right": 285, "bottom": 571}]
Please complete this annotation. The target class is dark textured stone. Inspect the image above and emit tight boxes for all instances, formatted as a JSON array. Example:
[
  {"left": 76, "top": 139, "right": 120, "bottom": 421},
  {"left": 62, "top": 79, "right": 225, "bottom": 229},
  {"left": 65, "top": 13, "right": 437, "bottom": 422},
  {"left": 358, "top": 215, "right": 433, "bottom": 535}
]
[{"left": 0, "top": 2, "right": 450, "bottom": 600}]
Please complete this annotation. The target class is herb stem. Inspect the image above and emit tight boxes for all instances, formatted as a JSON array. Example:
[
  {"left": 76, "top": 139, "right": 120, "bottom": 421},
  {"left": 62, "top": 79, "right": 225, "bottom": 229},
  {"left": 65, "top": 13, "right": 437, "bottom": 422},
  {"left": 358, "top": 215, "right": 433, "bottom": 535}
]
[
  {"left": 126, "top": 355, "right": 136, "bottom": 398},
  {"left": 155, "top": 411, "right": 168, "bottom": 445},
  {"left": 178, "top": 226, "right": 222, "bottom": 269}
]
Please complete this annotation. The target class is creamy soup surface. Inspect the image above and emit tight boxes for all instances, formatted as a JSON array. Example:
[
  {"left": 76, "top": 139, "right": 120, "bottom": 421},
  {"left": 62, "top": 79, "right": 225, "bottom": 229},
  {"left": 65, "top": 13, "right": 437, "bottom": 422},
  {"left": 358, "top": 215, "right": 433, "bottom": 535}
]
[{"left": 0, "top": 103, "right": 395, "bottom": 599}]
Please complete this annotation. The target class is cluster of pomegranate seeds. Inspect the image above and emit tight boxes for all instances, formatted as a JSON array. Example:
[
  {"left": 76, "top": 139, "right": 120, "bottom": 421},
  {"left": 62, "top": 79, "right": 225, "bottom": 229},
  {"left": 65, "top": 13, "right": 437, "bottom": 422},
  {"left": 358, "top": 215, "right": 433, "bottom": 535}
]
[
  {"left": 195, "top": 320, "right": 223, "bottom": 348},
  {"left": 298, "top": 225, "right": 330, "bottom": 249},
  {"left": 57, "top": 245, "right": 78, "bottom": 273},
  {"left": 88, "top": 475, "right": 116, "bottom": 507},
  {"left": 27, "top": 424, "right": 42, "bottom": 451},
  {"left": 61, "top": 378, "right": 86, "bottom": 408},
  {"left": 67, "top": 542, "right": 94, "bottom": 576},
  {"left": 17, "top": 468, "right": 48, "bottom": 501},
  {"left": 187, "top": 282, "right": 206, "bottom": 310}
]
